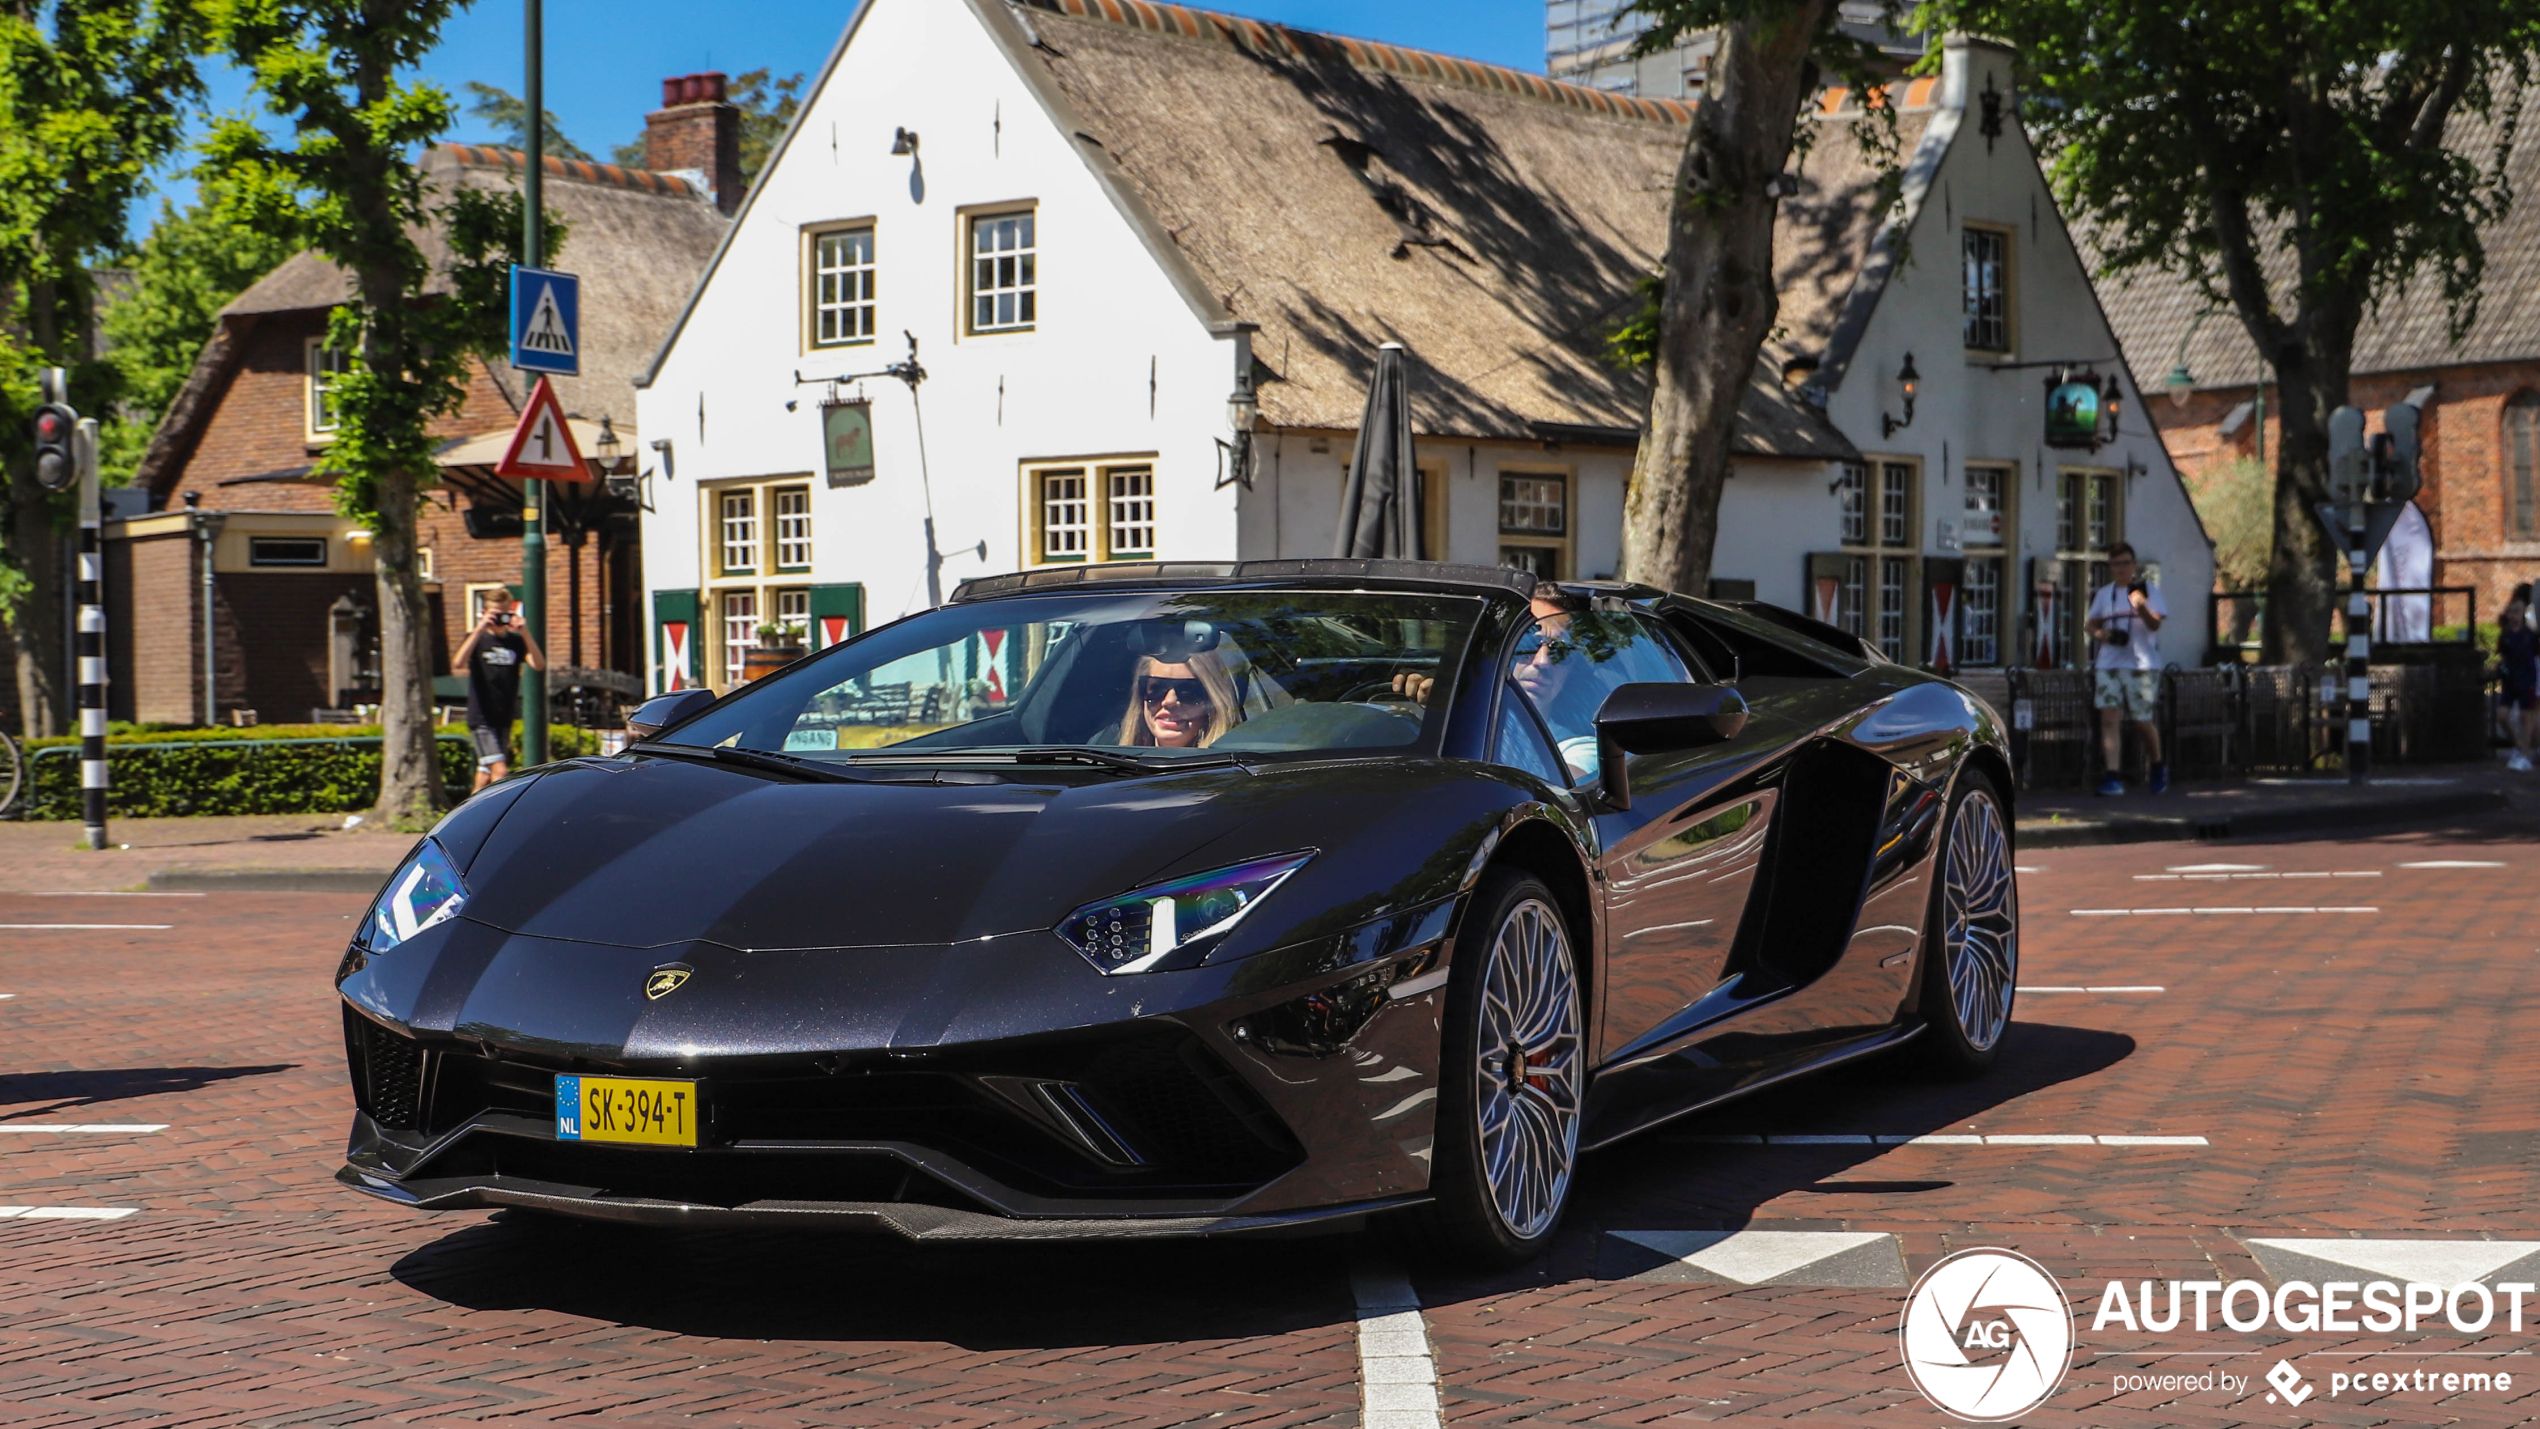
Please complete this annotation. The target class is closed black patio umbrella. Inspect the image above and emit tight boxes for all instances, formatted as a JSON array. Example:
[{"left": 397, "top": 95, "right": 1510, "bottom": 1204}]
[{"left": 1333, "top": 342, "right": 1423, "bottom": 560}]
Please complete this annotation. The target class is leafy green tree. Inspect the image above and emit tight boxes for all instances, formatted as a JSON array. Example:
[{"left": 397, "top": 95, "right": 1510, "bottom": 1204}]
[
  {"left": 95, "top": 190, "right": 301, "bottom": 482},
  {"left": 461, "top": 79, "right": 589, "bottom": 161},
  {"left": 202, "top": 0, "right": 559, "bottom": 826},
  {"left": 1916, "top": 0, "right": 2540, "bottom": 663},
  {"left": 610, "top": 66, "right": 803, "bottom": 190},
  {"left": 0, "top": 0, "right": 198, "bottom": 736},
  {"left": 1612, "top": 1, "right": 1896, "bottom": 598}
]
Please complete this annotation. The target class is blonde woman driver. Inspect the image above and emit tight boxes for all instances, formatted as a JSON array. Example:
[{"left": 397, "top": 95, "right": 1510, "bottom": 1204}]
[{"left": 1117, "top": 649, "right": 1245, "bottom": 748}]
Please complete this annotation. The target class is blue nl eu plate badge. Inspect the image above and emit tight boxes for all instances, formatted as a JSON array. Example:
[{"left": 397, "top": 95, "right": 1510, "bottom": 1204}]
[{"left": 555, "top": 1073, "right": 583, "bottom": 1140}]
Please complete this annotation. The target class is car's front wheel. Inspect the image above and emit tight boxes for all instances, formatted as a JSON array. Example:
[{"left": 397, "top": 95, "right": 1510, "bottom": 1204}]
[
  {"left": 1409, "top": 867, "right": 1584, "bottom": 1267},
  {"left": 1913, "top": 768, "right": 2019, "bottom": 1076}
]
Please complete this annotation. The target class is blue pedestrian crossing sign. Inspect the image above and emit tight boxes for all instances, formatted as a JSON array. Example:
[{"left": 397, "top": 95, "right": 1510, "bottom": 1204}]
[{"left": 510, "top": 266, "right": 580, "bottom": 376}]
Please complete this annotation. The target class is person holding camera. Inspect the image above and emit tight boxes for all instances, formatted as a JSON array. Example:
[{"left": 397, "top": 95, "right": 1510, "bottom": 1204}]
[
  {"left": 453, "top": 589, "right": 544, "bottom": 791},
  {"left": 2086, "top": 543, "right": 2168, "bottom": 796}
]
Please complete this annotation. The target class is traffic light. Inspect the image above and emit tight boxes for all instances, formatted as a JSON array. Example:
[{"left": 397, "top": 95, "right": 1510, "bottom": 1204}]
[
  {"left": 2377, "top": 401, "right": 2422, "bottom": 505},
  {"left": 31, "top": 403, "right": 76, "bottom": 492}
]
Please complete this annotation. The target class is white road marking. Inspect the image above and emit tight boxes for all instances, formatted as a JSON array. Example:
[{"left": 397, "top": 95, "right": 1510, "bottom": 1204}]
[
  {"left": 26, "top": 891, "right": 205, "bottom": 897},
  {"left": 2134, "top": 871, "right": 2379, "bottom": 880},
  {"left": 1673, "top": 1133, "right": 2209, "bottom": 1147},
  {"left": 0, "top": 924, "right": 173, "bottom": 931},
  {"left": 2019, "top": 985, "right": 2166, "bottom": 993},
  {"left": 2072, "top": 907, "right": 2377, "bottom": 916},
  {"left": 2015, "top": 865, "right": 2046, "bottom": 873},
  {"left": 2245, "top": 1238, "right": 2540, "bottom": 1286},
  {"left": 2168, "top": 863, "right": 2267, "bottom": 872},
  {"left": 0, "top": 994, "right": 13, "bottom": 1000},
  {"left": 1611, "top": 1230, "right": 1905, "bottom": 1286},
  {"left": 0, "top": 1207, "right": 138, "bottom": 1221},
  {"left": 2398, "top": 860, "right": 2507, "bottom": 869},
  {"left": 1351, "top": 1261, "right": 1440, "bottom": 1429},
  {"left": 0, "top": 1124, "right": 166, "bottom": 1134}
]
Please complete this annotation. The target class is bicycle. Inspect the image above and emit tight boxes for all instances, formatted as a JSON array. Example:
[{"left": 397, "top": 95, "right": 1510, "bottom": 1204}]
[{"left": 0, "top": 725, "right": 20, "bottom": 818}]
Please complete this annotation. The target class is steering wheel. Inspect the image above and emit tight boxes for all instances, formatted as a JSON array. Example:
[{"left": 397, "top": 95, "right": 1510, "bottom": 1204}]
[{"left": 1335, "top": 676, "right": 1420, "bottom": 704}]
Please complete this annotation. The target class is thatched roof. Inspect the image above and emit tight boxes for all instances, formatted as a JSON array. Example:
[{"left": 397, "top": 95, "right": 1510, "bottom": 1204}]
[
  {"left": 994, "top": 0, "right": 1920, "bottom": 460},
  {"left": 2096, "top": 92, "right": 2540, "bottom": 395},
  {"left": 137, "top": 146, "right": 726, "bottom": 500}
]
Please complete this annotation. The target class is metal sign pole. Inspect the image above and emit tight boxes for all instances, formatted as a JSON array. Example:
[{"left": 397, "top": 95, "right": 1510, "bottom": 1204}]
[
  {"left": 74, "top": 418, "right": 107, "bottom": 849},
  {"left": 519, "top": 0, "right": 548, "bottom": 769}
]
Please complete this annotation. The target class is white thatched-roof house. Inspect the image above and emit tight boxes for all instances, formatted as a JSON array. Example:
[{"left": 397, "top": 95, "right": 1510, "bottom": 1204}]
[{"left": 635, "top": 0, "right": 2207, "bottom": 694}]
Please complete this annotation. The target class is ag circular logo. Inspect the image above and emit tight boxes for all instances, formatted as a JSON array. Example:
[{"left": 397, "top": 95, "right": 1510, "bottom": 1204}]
[{"left": 1899, "top": 1248, "right": 2074, "bottom": 1421}]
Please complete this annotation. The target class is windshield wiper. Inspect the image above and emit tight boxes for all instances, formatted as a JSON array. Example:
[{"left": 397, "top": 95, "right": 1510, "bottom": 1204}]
[
  {"left": 844, "top": 745, "right": 1244, "bottom": 775},
  {"left": 640, "top": 742, "right": 878, "bottom": 784}
]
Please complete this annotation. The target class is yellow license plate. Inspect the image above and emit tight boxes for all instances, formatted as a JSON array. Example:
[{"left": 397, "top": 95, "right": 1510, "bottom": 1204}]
[{"left": 554, "top": 1074, "right": 700, "bottom": 1147}]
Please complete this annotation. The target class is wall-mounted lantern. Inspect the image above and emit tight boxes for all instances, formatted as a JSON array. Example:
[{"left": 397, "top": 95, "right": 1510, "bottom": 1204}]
[
  {"left": 1217, "top": 370, "right": 1261, "bottom": 490},
  {"left": 1881, "top": 352, "right": 1920, "bottom": 439}
]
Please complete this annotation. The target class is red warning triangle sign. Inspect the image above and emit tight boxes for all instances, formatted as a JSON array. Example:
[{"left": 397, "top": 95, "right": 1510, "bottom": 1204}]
[{"left": 494, "top": 375, "right": 591, "bottom": 480}]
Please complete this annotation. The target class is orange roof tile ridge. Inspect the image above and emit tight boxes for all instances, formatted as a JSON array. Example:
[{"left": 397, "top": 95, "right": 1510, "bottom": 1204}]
[
  {"left": 434, "top": 143, "right": 704, "bottom": 198},
  {"left": 1027, "top": 0, "right": 1697, "bottom": 125}
]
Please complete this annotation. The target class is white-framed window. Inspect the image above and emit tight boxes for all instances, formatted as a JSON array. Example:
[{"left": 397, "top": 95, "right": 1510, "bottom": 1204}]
[
  {"left": 416, "top": 546, "right": 436, "bottom": 581},
  {"left": 1498, "top": 469, "right": 1570, "bottom": 578},
  {"left": 1963, "top": 463, "right": 2009, "bottom": 548},
  {"left": 773, "top": 484, "right": 813, "bottom": 572},
  {"left": 1876, "top": 557, "right": 1908, "bottom": 661},
  {"left": 719, "top": 489, "right": 759, "bottom": 576},
  {"left": 1963, "top": 556, "right": 2002, "bottom": 667},
  {"left": 1879, "top": 461, "right": 1912, "bottom": 546},
  {"left": 1963, "top": 224, "right": 2012, "bottom": 353},
  {"left": 1035, "top": 467, "right": 1089, "bottom": 563},
  {"left": 1837, "top": 462, "right": 1868, "bottom": 546},
  {"left": 1025, "top": 459, "right": 1159, "bottom": 565},
  {"left": 305, "top": 340, "right": 346, "bottom": 436},
  {"left": 810, "top": 226, "right": 876, "bottom": 347},
  {"left": 720, "top": 588, "right": 759, "bottom": 688},
  {"left": 774, "top": 587, "right": 811, "bottom": 633},
  {"left": 1105, "top": 466, "right": 1155, "bottom": 560},
  {"left": 969, "top": 210, "right": 1037, "bottom": 333}
]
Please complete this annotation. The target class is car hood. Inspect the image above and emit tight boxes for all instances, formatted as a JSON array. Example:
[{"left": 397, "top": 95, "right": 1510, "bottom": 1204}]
[{"left": 448, "top": 753, "right": 1326, "bottom": 951}]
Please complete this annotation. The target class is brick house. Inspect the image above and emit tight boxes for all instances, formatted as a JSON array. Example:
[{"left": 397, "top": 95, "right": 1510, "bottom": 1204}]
[
  {"left": 2099, "top": 108, "right": 2540, "bottom": 633},
  {"left": 106, "top": 83, "right": 737, "bottom": 726}
]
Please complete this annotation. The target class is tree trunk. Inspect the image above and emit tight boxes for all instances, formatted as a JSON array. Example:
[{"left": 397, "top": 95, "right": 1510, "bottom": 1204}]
[
  {"left": 5, "top": 482, "right": 65, "bottom": 737},
  {"left": 1618, "top": 3, "right": 1834, "bottom": 597},
  {"left": 2258, "top": 356, "right": 2343, "bottom": 666},
  {"left": 369, "top": 466, "right": 446, "bottom": 827}
]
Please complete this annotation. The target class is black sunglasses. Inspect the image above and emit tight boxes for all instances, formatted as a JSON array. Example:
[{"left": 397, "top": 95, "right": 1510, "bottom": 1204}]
[{"left": 1140, "top": 676, "right": 1209, "bottom": 705}]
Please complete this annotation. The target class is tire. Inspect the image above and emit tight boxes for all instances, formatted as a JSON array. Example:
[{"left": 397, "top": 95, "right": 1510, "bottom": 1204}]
[
  {"left": 1404, "top": 866, "right": 1585, "bottom": 1268},
  {"left": 1911, "top": 767, "right": 2019, "bottom": 1077}
]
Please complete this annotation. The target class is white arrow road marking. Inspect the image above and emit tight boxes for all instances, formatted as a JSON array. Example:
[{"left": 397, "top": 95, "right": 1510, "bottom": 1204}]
[
  {"left": 1608, "top": 1230, "right": 1906, "bottom": 1286},
  {"left": 1352, "top": 1261, "right": 1440, "bottom": 1429},
  {"left": 0, "top": 1207, "right": 138, "bottom": 1221},
  {"left": 2244, "top": 1238, "right": 2540, "bottom": 1287}
]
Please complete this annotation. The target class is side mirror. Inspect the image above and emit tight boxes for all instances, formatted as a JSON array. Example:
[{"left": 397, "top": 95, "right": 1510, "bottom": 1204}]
[
  {"left": 626, "top": 688, "right": 716, "bottom": 741},
  {"left": 1593, "top": 682, "right": 1749, "bottom": 810}
]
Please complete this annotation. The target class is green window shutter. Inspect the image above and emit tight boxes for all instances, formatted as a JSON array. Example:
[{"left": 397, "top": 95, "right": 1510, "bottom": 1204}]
[
  {"left": 653, "top": 588, "right": 700, "bottom": 693},
  {"left": 809, "top": 583, "right": 865, "bottom": 649}
]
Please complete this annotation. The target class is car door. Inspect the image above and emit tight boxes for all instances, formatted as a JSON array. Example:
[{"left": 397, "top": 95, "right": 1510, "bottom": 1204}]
[{"left": 1494, "top": 603, "right": 1794, "bottom": 1069}]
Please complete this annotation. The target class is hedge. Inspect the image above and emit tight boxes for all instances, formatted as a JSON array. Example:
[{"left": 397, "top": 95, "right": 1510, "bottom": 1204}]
[{"left": 15, "top": 723, "right": 601, "bottom": 820}]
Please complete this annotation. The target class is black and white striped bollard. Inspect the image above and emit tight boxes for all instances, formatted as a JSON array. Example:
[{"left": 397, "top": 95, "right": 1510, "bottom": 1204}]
[{"left": 74, "top": 417, "right": 107, "bottom": 850}]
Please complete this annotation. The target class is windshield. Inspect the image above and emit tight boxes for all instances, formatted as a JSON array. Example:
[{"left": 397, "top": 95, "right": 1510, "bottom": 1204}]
[{"left": 657, "top": 588, "right": 1486, "bottom": 763}]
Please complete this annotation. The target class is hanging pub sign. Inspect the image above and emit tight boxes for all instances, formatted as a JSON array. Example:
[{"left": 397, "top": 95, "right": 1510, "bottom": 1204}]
[
  {"left": 823, "top": 398, "right": 875, "bottom": 487},
  {"left": 2044, "top": 374, "right": 2105, "bottom": 450}
]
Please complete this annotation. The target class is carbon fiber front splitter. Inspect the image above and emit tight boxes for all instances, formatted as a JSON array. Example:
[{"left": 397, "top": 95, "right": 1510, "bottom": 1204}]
[{"left": 335, "top": 1163, "right": 1415, "bottom": 1241}]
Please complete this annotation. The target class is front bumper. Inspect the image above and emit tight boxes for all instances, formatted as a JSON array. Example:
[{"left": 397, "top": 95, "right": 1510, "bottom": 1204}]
[{"left": 335, "top": 899, "right": 1459, "bottom": 1234}]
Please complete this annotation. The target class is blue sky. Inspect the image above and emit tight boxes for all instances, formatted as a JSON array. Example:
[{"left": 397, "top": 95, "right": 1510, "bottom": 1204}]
[{"left": 153, "top": 0, "right": 1547, "bottom": 218}]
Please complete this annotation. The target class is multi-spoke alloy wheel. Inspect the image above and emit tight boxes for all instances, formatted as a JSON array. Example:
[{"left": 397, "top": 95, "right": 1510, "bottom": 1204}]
[
  {"left": 1939, "top": 783, "right": 2018, "bottom": 1055},
  {"left": 1472, "top": 896, "right": 1583, "bottom": 1241}
]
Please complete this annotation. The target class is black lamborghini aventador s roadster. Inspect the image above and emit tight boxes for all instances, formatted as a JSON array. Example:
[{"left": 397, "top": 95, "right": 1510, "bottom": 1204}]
[{"left": 335, "top": 559, "right": 2019, "bottom": 1264}]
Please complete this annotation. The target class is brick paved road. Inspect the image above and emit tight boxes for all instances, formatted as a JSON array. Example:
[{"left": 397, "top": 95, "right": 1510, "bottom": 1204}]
[{"left": 3, "top": 813, "right": 2537, "bottom": 1425}]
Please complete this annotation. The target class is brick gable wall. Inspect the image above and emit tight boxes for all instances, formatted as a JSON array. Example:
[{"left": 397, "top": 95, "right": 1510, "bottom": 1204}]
[{"left": 2151, "top": 358, "right": 2540, "bottom": 622}]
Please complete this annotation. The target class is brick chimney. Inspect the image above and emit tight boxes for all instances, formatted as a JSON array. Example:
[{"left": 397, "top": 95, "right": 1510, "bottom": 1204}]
[{"left": 645, "top": 72, "right": 743, "bottom": 215}]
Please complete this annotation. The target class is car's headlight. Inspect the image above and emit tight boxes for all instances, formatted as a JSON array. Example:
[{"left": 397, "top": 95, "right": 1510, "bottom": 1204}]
[
  {"left": 366, "top": 840, "right": 469, "bottom": 952},
  {"left": 1058, "top": 852, "right": 1313, "bottom": 975}
]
